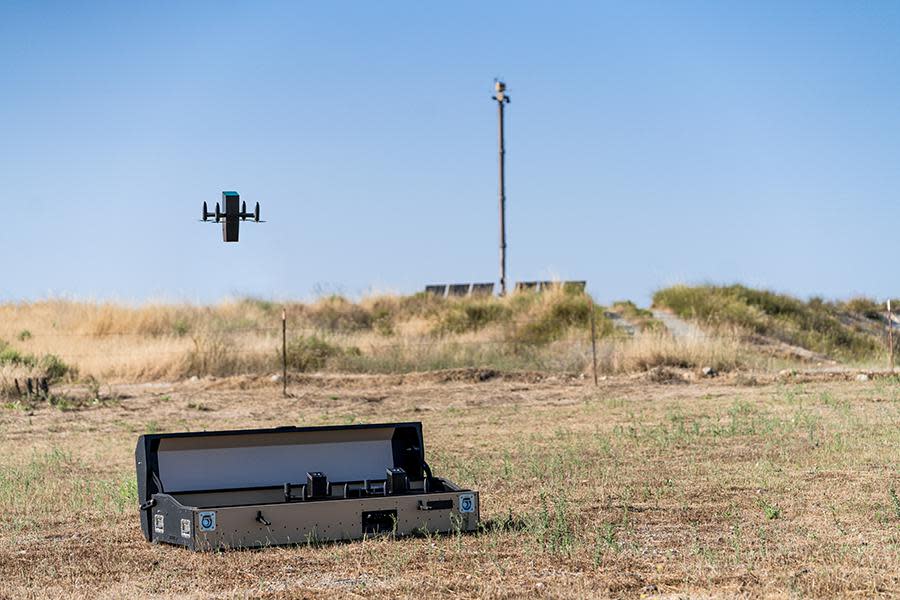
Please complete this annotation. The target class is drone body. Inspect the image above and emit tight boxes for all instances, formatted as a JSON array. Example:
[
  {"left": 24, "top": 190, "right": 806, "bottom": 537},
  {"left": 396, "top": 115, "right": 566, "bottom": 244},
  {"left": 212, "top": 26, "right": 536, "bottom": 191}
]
[{"left": 201, "top": 192, "right": 262, "bottom": 242}]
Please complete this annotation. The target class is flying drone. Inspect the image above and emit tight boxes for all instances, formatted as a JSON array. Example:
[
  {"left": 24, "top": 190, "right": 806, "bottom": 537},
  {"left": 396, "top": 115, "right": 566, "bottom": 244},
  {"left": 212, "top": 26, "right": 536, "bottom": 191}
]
[{"left": 201, "top": 191, "right": 263, "bottom": 242}]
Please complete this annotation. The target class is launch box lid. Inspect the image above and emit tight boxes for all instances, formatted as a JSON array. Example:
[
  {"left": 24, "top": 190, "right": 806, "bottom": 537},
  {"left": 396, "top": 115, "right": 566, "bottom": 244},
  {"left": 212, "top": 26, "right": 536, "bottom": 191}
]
[{"left": 135, "top": 422, "right": 426, "bottom": 503}]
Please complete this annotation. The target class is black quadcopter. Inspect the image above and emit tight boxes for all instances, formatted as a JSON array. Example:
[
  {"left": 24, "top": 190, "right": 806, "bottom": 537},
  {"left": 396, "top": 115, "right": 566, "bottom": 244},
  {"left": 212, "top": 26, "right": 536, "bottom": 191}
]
[{"left": 201, "top": 191, "right": 263, "bottom": 242}]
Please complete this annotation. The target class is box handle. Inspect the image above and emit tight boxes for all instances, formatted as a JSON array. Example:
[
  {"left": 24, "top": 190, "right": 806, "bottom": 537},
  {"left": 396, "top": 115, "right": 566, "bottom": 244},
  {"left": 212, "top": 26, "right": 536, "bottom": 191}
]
[{"left": 418, "top": 499, "right": 453, "bottom": 511}]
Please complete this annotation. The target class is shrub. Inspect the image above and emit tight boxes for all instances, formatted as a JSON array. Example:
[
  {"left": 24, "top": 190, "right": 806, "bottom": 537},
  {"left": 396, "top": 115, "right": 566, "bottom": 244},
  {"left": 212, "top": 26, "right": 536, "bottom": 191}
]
[
  {"left": 653, "top": 284, "right": 880, "bottom": 360},
  {"left": 303, "top": 296, "right": 372, "bottom": 332},
  {"left": 368, "top": 301, "right": 395, "bottom": 336},
  {"left": 839, "top": 296, "right": 899, "bottom": 320},
  {"left": 286, "top": 335, "right": 357, "bottom": 372},
  {"left": 0, "top": 340, "right": 73, "bottom": 382},
  {"left": 509, "top": 294, "right": 611, "bottom": 345},
  {"left": 0, "top": 344, "right": 34, "bottom": 368},
  {"left": 435, "top": 300, "right": 510, "bottom": 335},
  {"left": 39, "top": 354, "right": 71, "bottom": 382}
]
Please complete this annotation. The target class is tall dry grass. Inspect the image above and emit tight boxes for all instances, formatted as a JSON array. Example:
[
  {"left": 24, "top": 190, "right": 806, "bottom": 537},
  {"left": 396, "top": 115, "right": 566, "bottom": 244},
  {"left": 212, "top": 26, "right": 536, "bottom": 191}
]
[
  {"left": 0, "top": 290, "right": 774, "bottom": 383},
  {"left": 595, "top": 331, "right": 748, "bottom": 374}
]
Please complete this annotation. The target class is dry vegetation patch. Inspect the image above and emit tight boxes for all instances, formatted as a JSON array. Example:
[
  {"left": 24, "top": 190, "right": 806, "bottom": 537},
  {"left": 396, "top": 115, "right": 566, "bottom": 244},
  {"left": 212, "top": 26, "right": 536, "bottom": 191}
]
[
  {"left": 0, "top": 290, "right": 620, "bottom": 383},
  {"left": 653, "top": 284, "right": 887, "bottom": 362}
]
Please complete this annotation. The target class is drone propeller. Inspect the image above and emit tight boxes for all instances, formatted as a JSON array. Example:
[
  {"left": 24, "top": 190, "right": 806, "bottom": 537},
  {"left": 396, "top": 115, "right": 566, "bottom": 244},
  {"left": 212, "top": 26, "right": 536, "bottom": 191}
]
[
  {"left": 238, "top": 201, "right": 262, "bottom": 222},
  {"left": 199, "top": 193, "right": 264, "bottom": 241}
]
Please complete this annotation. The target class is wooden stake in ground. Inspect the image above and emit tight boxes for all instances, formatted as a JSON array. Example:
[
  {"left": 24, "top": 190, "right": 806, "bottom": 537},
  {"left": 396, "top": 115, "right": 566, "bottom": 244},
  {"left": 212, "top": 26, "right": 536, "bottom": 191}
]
[
  {"left": 889, "top": 300, "right": 894, "bottom": 373},
  {"left": 282, "top": 307, "right": 288, "bottom": 397},
  {"left": 589, "top": 299, "right": 598, "bottom": 386}
]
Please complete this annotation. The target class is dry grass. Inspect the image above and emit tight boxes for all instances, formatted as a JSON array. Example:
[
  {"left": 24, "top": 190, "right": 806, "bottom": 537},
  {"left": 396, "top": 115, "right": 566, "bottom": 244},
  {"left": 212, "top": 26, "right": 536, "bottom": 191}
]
[
  {"left": 595, "top": 331, "right": 750, "bottom": 374},
  {"left": 1, "top": 291, "right": 821, "bottom": 390},
  {"left": 653, "top": 284, "right": 885, "bottom": 361},
  {"left": 0, "top": 291, "right": 622, "bottom": 382},
  {"left": 1, "top": 373, "right": 899, "bottom": 598}
]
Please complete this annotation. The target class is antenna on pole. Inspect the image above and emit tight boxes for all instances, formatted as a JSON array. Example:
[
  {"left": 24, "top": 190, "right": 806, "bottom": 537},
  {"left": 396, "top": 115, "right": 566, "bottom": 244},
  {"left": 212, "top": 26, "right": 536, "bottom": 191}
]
[{"left": 492, "top": 80, "right": 510, "bottom": 296}]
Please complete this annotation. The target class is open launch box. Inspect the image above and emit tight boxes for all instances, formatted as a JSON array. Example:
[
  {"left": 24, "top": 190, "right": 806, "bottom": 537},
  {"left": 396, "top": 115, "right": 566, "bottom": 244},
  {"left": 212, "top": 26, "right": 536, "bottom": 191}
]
[{"left": 135, "top": 422, "right": 479, "bottom": 550}]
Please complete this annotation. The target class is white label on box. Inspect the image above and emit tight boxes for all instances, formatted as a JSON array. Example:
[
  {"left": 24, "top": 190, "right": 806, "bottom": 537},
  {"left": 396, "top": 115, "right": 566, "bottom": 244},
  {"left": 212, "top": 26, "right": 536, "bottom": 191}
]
[{"left": 180, "top": 518, "right": 192, "bottom": 538}]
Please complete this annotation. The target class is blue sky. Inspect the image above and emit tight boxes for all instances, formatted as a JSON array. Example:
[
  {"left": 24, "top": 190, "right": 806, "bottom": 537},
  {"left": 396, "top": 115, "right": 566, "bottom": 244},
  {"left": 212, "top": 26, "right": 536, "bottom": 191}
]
[{"left": 2, "top": 2, "right": 899, "bottom": 306}]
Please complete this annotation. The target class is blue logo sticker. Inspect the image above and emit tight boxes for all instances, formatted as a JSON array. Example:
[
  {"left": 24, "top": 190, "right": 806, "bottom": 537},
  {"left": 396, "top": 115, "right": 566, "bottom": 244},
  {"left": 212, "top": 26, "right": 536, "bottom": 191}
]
[{"left": 199, "top": 511, "right": 216, "bottom": 532}]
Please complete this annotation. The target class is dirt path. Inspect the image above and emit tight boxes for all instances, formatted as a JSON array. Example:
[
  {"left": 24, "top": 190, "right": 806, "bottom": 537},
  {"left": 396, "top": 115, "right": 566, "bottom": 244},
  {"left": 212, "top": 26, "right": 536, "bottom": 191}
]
[
  {"left": 604, "top": 311, "right": 637, "bottom": 336},
  {"left": 651, "top": 309, "right": 707, "bottom": 340}
]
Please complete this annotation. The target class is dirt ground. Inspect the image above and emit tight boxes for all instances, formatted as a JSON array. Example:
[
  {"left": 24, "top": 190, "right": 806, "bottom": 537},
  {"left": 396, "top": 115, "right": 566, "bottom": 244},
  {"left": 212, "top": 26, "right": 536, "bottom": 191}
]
[{"left": 1, "top": 369, "right": 899, "bottom": 599}]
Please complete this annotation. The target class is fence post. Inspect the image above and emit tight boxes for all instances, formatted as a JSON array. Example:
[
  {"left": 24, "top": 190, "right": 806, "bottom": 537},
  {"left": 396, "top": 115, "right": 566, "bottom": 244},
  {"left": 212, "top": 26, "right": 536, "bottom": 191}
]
[
  {"left": 282, "top": 307, "right": 288, "bottom": 397},
  {"left": 589, "top": 298, "right": 598, "bottom": 387},
  {"left": 889, "top": 300, "right": 894, "bottom": 373}
]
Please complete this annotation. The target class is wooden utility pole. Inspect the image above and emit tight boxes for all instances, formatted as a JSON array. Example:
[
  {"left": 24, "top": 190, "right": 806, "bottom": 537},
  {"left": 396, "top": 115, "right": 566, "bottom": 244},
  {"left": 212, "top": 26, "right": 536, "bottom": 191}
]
[{"left": 493, "top": 81, "right": 510, "bottom": 296}]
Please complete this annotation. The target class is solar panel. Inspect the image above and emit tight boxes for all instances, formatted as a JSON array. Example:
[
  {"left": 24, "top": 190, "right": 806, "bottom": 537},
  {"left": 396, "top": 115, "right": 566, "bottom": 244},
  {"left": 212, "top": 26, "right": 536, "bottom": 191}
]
[
  {"left": 563, "top": 281, "right": 586, "bottom": 293},
  {"left": 424, "top": 285, "right": 447, "bottom": 297},
  {"left": 448, "top": 284, "right": 471, "bottom": 297},
  {"left": 470, "top": 283, "right": 495, "bottom": 297},
  {"left": 515, "top": 281, "right": 539, "bottom": 292},
  {"left": 538, "top": 281, "right": 558, "bottom": 292}
]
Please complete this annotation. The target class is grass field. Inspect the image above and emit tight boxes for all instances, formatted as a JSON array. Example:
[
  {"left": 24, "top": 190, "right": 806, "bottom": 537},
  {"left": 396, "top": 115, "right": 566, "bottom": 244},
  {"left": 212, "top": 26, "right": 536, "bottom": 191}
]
[{"left": 2, "top": 371, "right": 899, "bottom": 598}]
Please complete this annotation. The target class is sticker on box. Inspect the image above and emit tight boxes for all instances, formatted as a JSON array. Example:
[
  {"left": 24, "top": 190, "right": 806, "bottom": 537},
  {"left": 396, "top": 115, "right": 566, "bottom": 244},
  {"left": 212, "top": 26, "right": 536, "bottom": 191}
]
[{"left": 199, "top": 511, "right": 216, "bottom": 532}]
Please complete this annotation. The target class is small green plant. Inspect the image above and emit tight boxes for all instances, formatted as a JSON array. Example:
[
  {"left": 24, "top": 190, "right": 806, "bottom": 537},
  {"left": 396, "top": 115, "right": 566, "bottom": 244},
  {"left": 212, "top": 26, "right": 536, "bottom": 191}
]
[
  {"left": 86, "top": 378, "right": 101, "bottom": 403},
  {"left": 594, "top": 522, "right": 620, "bottom": 564},
  {"left": 114, "top": 475, "right": 138, "bottom": 512},
  {"left": 760, "top": 499, "right": 781, "bottom": 520},
  {"left": 17, "top": 330, "right": 32, "bottom": 341},
  {"left": 47, "top": 394, "right": 75, "bottom": 411},
  {"left": 172, "top": 319, "right": 190, "bottom": 337},
  {"left": 0, "top": 342, "right": 31, "bottom": 367},
  {"left": 889, "top": 487, "right": 900, "bottom": 520},
  {"left": 530, "top": 490, "right": 575, "bottom": 555}
]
